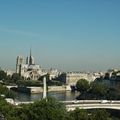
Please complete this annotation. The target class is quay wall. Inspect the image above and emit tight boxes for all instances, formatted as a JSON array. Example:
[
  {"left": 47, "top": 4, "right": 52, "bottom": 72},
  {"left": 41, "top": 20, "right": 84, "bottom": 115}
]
[
  {"left": 21, "top": 85, "right": 71, "bottom": 93},
  {"left": 8, "top": 85, "right": 72, "bottom": 93},
  {"left": 29, "top": 85, "right": 71, "bottom": 93},
  {"left": 48, "top": 86, "right": 66, "bottom": 92}
]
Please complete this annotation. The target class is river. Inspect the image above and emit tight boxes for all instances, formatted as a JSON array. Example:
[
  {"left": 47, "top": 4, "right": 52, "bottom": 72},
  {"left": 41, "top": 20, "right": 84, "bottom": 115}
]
[{"left": 15, "top": 91, "right": 80, "bottom": 102}]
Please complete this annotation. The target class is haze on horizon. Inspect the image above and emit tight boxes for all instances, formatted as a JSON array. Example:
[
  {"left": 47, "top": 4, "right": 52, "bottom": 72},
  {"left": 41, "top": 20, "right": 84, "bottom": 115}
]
[{"left": 0, "top": 0, "right": 120, "bottom": 72}]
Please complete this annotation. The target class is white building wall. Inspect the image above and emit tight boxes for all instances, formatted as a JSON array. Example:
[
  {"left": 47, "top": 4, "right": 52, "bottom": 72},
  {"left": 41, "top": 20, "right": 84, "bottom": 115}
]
[{"left": 65, "top": 72, "right": 101, "bottom": 86}]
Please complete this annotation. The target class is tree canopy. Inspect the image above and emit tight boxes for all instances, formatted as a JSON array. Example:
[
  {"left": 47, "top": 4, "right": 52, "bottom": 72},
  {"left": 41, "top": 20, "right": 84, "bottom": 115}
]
[
  {"left": 76, "top": 79, "right": 90, "bottom": 93},
  {"left": 11, "top": 73, "right": 21, "bottom": 83},
  {"left": 0, "top": 70, "right": 7, "bottom": 80},
  {"left": 0, "top": 96, "right": 119, "bottom": 120},
  {"left": 90, "top": 82, "right": 108, "bottom": 99}
]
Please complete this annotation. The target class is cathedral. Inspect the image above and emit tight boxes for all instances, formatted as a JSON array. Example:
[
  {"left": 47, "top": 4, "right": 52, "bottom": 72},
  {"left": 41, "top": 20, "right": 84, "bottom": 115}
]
[{"left": 16, "top": 50, "right": 45, "bottom": 80}]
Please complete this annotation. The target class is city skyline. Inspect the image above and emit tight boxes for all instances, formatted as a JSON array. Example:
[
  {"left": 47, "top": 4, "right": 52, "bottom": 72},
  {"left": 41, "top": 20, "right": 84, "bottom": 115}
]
[{"left": 0, "top": 0, "right": 120, "bottom": 71}]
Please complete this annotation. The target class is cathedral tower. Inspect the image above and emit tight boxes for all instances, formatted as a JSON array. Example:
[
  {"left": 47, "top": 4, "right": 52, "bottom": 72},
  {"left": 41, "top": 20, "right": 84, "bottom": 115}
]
[
  {"left": 26, "top": 57, "right": 29, "bottom": 64},
  {"left": 16, "top": 56, "right": 24, "bottom": 73},
  {"left": 29, "top": 49, "right": 35, "bottom": 65}
]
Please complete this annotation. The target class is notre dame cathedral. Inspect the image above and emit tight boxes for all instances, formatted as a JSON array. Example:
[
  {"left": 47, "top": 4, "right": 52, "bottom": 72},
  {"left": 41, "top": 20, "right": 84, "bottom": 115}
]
[
  {"left": 16, "top": 50, "right": 60, "bottom": 80},
  {"left": 16, "top": 50, "right": 46, "bottom": 80}
]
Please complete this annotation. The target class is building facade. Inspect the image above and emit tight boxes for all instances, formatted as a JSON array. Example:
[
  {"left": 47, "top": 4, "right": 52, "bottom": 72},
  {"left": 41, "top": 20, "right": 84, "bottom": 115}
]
[
  {"left": 16, "top": 51, "right": 60, "bottom": 80},
  {"left": 16, "top": 51, "right": 44, "bottom": 80},
  {"left": 60, "top": 72, "right": 102, "bottom": 86}
]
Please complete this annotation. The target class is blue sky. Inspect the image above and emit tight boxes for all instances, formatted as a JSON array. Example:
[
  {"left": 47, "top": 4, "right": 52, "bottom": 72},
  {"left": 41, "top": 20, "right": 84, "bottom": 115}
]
[{"left": 0, "top": 0, "right": 120, "bottom": 71}]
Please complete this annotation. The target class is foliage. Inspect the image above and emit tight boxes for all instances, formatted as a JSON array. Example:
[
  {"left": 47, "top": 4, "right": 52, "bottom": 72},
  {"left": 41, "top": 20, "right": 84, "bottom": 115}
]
[
  {"left": 0, "top": 84, "right": 16, "bottom": 99},
  {"left": 26, "top": 97, "right": 66, "bottom": 120},
  {"left": 104, "top": 73, "right": 110, "bottom": 80},
  {"left": 0, "top": 70, "right": 7, "bottom": 80},
  {"left": 67, "top": 108, "right": 113, "bottom": 120},
  {"left": 47, "top": 80, "right": 63, "bottom": 86},
  {"left": 11, "top": 97, "right": 67, "bottom": 120},
  {"left": 106, "top": 87, "right": 120, "bottom": 100},
  {"left": 76, "top": 80, "right": 120, "bottom": 100},
  {"left": 67, "top": 108, "right": 89, "bottom": 120},
  {"left": 39, "top": 74, "right": 64, "bottom": 86},
  {"left": 0, "top": 97, "right": 17, "bottom": 120},
  {"left": 89, "top": 82, "right": 108, "bottom": 99},
  {"left": 16, "top": 80, "right": 42, "bottom": 87},
  {"left": 76, "top": 79, "right": 89, "bottom": 93},
  {"left": 90, "top": 109, "right": 111, "bottom": 120},
  {"left": 0, "top": 96, "right": 119, "bottom": 120},
  {"left": 11, "top": 73, "right": 21, "bottom": 83}
]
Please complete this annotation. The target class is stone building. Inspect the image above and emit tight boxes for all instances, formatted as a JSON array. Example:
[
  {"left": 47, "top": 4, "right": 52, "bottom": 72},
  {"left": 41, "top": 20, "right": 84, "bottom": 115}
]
[
  {"left": 60, "top": 72, "right": 102, "bottom": 86},
  {"left": 16, "top": 50, "right": 43, "bottom": 80},
  {"left": 16, "top": 50, "right": 60, "bottom": 80}
]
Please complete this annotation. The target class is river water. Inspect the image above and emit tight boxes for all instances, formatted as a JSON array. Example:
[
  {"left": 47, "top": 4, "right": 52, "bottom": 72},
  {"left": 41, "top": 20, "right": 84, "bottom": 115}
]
[{"left": 15, "top": 91, "right": 80, "bottom": 102}]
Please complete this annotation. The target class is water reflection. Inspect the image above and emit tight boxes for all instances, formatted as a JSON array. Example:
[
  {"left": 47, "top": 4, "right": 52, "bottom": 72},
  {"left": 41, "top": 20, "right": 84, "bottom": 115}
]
[{"left": 15, "top": 91, "right": 80, "bottom": 102}]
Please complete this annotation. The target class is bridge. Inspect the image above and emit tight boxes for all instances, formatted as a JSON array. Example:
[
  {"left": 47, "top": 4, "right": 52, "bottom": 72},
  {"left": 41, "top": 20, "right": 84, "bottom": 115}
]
[
  {"left": 5, "top": 99, "right": 120, "bottom": 111},
  {"left": 6, "top": 85, "right": 18, "bottom": 89},
  {"left": 64, "top": 100, "right": 120, "bottom": 111},
  {"left": 66, "top": 103, "right": 120, "bottom": 111}
]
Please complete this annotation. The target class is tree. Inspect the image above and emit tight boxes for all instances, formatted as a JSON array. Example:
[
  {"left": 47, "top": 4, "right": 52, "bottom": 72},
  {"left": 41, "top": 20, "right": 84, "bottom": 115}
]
[
  {"left": 107, "top": 87, "right": 119, "bottom": 100},
  {"left": 0, "top": 96, "right": 117, "bottom": 120},
  {"left": 0, "top": 84, "right": 16, "bottom": 99},
  {"left": 76, "top": 79, "right": 89, "bottom": 93},
  {"left": 0, "top": 71, "right": 7, "bottom": 80},
  {"left": 16, "top": 80, "right": 42, "bottom": 87},
  {"left": 11, "top": 73, "right": 21, "bottom": 83},
  {"left": 91, "top": 109, "right": 111, "bottom": 120},
  {"left": 90, "top": 82, "right": 108, "bottom": 99},
  {"left": 67, "top": 109, "right": 111, "bottom": 120},
  {"left": 0, "top": 97, "right": 67, "bottom": 120},
  {"left": 17, "top": 97, "right": 67, "bottom": 120},
  {"left": 76, "top": 79, "right": 90, "bottom": 99},
  {"left": 68, "top": 108, "right": 89, "bottom": 120},
  {"left": 104, "top": 73, "right": 110, "bottom": 80},
  {"left": 0, "top": 97, "right": 16, "bottom": 120}
]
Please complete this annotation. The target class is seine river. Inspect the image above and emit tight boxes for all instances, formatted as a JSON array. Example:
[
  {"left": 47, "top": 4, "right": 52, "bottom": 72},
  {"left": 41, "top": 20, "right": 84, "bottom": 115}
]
[{"left": 15, "top": 91, "right": 80, "bottom": 102}]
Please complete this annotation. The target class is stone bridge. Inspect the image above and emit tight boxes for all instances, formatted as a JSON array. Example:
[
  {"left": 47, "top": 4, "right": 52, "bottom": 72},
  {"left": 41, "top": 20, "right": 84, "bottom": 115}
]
[
  {"left": 6, "top": 85, "right": 18, "bottom": 89},
  {"left": 7, "top": 100, "right": 120, "bottom": 111},
  {"left": 66, "top": 103, "right": 120, "bottom": 111}
]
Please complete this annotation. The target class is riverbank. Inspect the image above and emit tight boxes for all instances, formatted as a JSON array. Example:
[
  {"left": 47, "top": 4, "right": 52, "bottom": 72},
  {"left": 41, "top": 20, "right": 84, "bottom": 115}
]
[{"left": 11, "top": 85, "right": 71, "bottom": 94}]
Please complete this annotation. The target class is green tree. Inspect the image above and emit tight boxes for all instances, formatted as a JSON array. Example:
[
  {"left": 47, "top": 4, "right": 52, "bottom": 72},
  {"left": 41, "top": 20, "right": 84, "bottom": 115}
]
[
  {"left": 0, "top": 97, "right": 66, "bottom": 120},
  {"left": 0, "top": 71, "right": 7, "bottom": 81},
  {"left": 0, "top": 84, "right": 16, "bottom": 99},
  {"left": 68, "top": 108, "right": 89, "bottom": 120},
  {"left": 0, "top": 97, "right": 15, "bottom": 120},
  {"left": 11, "top": 73, "right": 21, "bottom": 83},
  {"left": 76, "top": 79, "right": 90, "bottom": 99},
  {"left": 107, "top": 87, "right": 119, "bottom": 100},
  {"left": 17, "top": 97, "right": 67, "bottom": 120},
  {"left": 91, "top": 109, "right": 111, "bottom": 120},
  {"left": 90, "top": 82, "right": 108, "bottom": 99},
  {"left": 76, "top": 79, "right": 89, "bottom": 93},
  {"left": 16, "top": 80, "right": 42, "bottom": 87},
  {"left": 0, "top": 96, "right": 116, "bottom": 120}
]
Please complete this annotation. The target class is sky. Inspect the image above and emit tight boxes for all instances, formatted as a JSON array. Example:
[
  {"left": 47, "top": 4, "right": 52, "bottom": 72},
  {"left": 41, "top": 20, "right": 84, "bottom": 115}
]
[{"left": 0, "top": 0, "right": 120, "bottom": 72}]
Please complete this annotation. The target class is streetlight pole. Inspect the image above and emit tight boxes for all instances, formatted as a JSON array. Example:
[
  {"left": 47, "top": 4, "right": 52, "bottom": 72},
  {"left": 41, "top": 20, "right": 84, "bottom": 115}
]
[{"left": 43, "top": 76, "right": 47, "bottom": 99}]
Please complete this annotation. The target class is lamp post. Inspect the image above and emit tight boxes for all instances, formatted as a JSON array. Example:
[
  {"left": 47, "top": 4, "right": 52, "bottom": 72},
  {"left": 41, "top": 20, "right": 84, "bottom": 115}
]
[{"left": 43, "top": 76, "right": 47, "bottom": 99}]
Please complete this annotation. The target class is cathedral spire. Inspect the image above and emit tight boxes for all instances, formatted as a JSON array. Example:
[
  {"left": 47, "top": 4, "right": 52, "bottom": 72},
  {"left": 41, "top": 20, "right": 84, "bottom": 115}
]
[
  {"left": 30, "top": 48, "right": 32, "bottom": 57},
  {"left": 29, "top": 48, "right": 35, "bottom": 65},
  {"left": 29, "top": 48, "right": 32, "bottom": 65}
]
